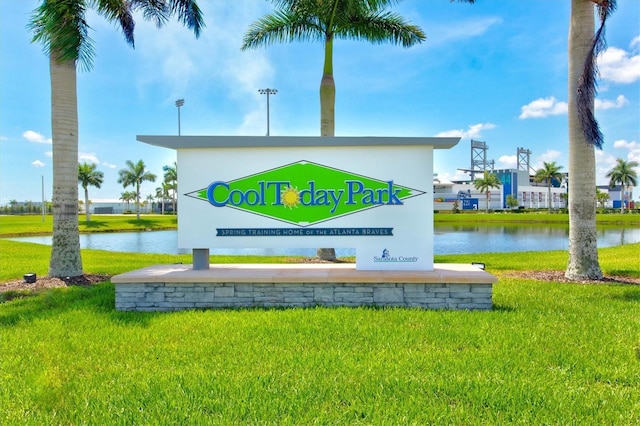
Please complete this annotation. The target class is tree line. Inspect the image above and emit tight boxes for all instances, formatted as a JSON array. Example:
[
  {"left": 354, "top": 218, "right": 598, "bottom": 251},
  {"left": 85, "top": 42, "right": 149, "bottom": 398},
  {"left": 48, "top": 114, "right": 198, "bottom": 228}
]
[{"left": 78, "top": 160, "right": 178, "bottom": 221}]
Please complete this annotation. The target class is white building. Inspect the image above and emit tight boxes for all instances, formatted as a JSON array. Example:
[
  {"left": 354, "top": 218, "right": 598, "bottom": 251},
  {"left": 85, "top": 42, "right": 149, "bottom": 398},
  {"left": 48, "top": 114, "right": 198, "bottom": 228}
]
[{"left": 433, "top": 169, "right": 568, "bottom": 212}]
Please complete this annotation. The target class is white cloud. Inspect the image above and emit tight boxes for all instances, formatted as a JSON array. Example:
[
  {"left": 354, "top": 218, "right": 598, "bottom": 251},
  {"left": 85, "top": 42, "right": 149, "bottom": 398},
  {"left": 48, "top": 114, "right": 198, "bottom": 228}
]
[
  {"left": 102, "top": 162, "right": 117, "bottom": 169},
  {"left": 437, "top": 169, "right": 471, "bottom": 183},
  {"left": 79, "top": 152, "right": 99, "bottom": 164},
  {"left": 598, "top": 44, "right": 640, "bottom": 84},
  {"left": 613, "top": 139, "right": 640, "bottom": 163},
  {"left": 595, "top": 95, "right": 628, "bottom": 110},
  {"left": 426, "top": 17, "right": 502, "bottom": 48},
  {"left": 497, "top": 155, "right": 517, "bottom": 169},
  {"left": 127, "top": 2, "right": 274, "bottom": 134},
  {"left": 45, "top": 151, "right": 52, "bottom": 158},
  {"left": 519, "top": 97, "right": 567, "bottom": 119},
  {"left": 613, "top": 139, "right": 638, "bottom": 150},
  {"left": 435, "top": 123, "right": 496, "bottom": 139},
  {"left": 237, "top": 109, "right": 267, "bottom": 136},
  {"left": 595, "top": 150, "right": 618, "bottom": 185},
  {"left": 23, "top": 130, "right": 51, "bottom": 144},
  {"left": 539, "top": 150, "right": 562, "bottom": 162},
  {"left": 531, "top": 150, "right": 563, "bottom": 171},
  {"left": 32, "top": 160, "right": 45, "bottom": 168},
  {"left": 520, "top": 94, "right": 627, "bottom": 119}
]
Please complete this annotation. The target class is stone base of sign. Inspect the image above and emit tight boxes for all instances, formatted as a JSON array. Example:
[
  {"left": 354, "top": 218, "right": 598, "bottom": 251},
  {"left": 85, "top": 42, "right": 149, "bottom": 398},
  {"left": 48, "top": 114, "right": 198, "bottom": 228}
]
[{"left": 112, "top": 263, "right": 497, "bottom": 312}]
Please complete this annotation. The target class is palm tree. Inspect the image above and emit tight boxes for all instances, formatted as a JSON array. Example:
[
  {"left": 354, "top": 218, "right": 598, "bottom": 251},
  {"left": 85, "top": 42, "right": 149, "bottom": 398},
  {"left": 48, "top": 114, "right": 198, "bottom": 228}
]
[
  {"left": 606, "top": 158, "right": 638, "bottom": 214},
  {"left": 29, "top": 1, "right": 204, "bottom": 277},
  {"left": 242, "top": 0, "right": 425, "bottom": 137},
  {"left": 146, "top": 194, "right": 156, "bottom": 213},
  {"left": 242, "top": 0, "right": 425, "bottom": 261},
  {"left": 163, "top": 162, "right": 178, "bottom": 214},
  {"left": 595, "top": 187, "right": 609, "bottom": 211},
  {"left": 565, "top": 0, "right": 616, "bottom": 280},
  {"left": 473, "top": 171, "right": 501, "bottom": 213},
  {"left": 118, "top": 160, "right": 157, "bottom": 220},
  {"left": 120, "top": 191, "right": 136, "bottom": 212},
  {"left": 77, "top": 161, "right": 104, "bottom": 222},
  {"left": 155, "top": 184, "right": 169, "bottom": 215},
  {"left": 534, "top": 161, "right": 564, "bottom": 213}
]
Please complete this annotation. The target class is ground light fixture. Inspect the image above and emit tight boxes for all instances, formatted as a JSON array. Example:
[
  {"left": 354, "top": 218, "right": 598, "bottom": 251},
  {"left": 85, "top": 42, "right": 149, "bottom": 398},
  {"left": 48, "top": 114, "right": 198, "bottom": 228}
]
[{"left": 24, "top": 273, "right": 36, "bottom": 283}]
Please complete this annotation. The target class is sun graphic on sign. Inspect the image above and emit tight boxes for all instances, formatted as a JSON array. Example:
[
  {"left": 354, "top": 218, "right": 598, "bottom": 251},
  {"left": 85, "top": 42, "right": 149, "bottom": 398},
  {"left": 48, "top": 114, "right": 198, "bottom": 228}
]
[{"left": 280, "top": 186, "right": 300, "bottom": 209}]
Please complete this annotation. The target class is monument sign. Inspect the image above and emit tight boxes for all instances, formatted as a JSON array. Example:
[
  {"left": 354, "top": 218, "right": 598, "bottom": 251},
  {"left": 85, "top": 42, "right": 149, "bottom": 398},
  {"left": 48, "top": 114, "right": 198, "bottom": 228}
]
[{"left": 138, "top": 136, "right": 459, "bottom": 271}]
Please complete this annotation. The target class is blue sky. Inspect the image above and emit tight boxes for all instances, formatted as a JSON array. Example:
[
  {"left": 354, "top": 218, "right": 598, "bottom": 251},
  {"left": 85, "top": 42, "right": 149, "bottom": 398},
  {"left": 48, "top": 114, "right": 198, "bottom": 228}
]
[{"left": 1, "top": 0, "right": 638, "bottom": 205}]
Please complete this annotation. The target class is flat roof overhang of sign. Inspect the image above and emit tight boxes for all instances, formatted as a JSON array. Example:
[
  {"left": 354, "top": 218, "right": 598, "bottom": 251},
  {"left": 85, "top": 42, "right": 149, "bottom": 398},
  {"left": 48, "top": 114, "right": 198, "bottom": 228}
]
[{"left": 136, "top": 135, "right": 460, "bottom": 150}]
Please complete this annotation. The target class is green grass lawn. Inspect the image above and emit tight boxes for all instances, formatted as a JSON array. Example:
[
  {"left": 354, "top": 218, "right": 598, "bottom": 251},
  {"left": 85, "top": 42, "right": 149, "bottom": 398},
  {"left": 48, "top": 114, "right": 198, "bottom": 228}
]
[
  {"left": 1, "top": 238, "right": 639, "bottom": 423},
  {"left": 0, "top": 214, "right": 178, "bottom": 237}
]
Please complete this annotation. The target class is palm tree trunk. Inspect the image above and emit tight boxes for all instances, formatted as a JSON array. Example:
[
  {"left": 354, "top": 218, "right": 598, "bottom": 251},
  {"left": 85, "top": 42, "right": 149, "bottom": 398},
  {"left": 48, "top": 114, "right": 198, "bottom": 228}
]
[
  {"left": 620, "top": 186, "right": 625, "bottom": 213},
  {"left": 320, "top": 35, "right": 335, "bottom": 137},
  {"left": 565, "top": 0, "right": 603, "bottom": 280},
  {"left": 136, "top": 183, "right": 141, "bottom": 220},
  {"left": 84, "top": 187, "right": 91, "bottom": 222},
  {"left": 317, "top": 33, "right": 336, "bottom": 261},
  {"left": 172, "top": 192, "right": 177, "bottom": 215},
  {"left": 547, "top": 182, "right": 552, "bottom": 213},
  {"left": 49, "top": 54, "right": 83, "bottom": 277}
]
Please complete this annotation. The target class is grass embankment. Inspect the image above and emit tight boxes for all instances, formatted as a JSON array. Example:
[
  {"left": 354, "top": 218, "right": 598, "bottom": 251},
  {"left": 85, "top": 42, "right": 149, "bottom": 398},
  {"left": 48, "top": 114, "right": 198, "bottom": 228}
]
[
  {"left": 435, "top": 211, "right": 640, "bottom": 225},
  {"left": 1, "top": 212, "right": 639, "bottom": 238},
  {"left": 1, "top": 238, "right": 639, "bottom": 423},
  {"left": 0, "top": 214, "right": 178, "bottom": 237}
]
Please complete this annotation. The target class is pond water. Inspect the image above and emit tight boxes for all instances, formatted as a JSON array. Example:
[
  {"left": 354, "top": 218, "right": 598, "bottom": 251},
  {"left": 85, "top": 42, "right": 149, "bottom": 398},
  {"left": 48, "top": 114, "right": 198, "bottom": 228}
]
[{"left": 7, "top": 225, "right": 640, "bottom": 256}]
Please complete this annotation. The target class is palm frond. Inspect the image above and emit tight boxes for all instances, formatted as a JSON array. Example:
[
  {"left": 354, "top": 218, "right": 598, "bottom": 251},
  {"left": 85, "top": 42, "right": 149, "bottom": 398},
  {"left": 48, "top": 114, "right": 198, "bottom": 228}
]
[
  {"left": 29, "top": 0, "right": 95, "bottom": 70},
  {"left": 241, "top": 11, "right": 324, "bottom": 50},
  {"left": 337, "top": 11, "right": 426, "bottom": 47},
  {"left": 97, "top": 0, "right": 136, "bottom": 46},
  {"left": 168, "top": 0, "right": 205, "bottom": 37},
  {"left": 272, "top": 0, "right": 401, "bottom": 12},
  {"left": 577, "top": 0, "right": 617, "bottom": 149}
]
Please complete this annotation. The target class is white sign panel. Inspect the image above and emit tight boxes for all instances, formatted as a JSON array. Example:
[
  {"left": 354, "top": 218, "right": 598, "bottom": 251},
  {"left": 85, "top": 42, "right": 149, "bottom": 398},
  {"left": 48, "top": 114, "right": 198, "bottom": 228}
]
[{"left": 139, "top": 136, "right": 459, "bottom": 271}]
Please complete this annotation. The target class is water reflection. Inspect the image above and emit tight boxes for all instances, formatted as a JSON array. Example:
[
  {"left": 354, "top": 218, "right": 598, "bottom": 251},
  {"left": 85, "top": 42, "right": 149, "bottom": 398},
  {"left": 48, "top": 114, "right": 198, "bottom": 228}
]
[
  {"left": 434, "top": 225, "right": 571, "bottom": 254},
  {"left": 7, "top": 226, "right": 640, "bottom": 256}
]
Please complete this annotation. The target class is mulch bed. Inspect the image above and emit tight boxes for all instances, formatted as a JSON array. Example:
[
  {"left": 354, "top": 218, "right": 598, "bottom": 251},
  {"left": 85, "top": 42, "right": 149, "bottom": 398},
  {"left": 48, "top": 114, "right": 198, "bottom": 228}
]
[
  {"left": 505, "top": 270, "right": 640, "bottom": 285},
  {"left": 0, "top": 274, "right": 111, "bottom": 293}
]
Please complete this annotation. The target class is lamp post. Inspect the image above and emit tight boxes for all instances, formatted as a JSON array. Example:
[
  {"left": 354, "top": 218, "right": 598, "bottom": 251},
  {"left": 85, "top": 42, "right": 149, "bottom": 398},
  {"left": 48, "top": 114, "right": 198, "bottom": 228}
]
[
  {"left": 258, "top": 88, "right": 277, "bottom": 136},
  {"left": 175, "top": 99, "right": 185, "bottom": 135}
]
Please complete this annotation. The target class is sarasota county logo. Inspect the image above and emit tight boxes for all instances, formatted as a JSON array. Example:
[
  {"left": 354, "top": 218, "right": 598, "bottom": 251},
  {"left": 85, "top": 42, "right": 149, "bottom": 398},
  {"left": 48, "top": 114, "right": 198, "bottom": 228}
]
[
  {"left": 185, "top": 160, "right": 425, "bottom": 227},
  {"left": 373, "top": 248, "right": 418, "bottom": 263}
]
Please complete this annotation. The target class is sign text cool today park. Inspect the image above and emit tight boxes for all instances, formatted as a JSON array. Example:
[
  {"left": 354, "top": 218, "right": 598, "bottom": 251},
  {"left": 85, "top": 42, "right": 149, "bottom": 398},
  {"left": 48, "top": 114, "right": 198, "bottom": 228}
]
[{"left": 138, "top": 136, "right": 459, "bottom": 271}]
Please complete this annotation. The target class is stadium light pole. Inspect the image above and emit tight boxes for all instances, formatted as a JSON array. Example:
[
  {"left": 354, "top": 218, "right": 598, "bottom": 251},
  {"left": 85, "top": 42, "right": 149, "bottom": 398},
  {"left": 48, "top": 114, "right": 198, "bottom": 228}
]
[
  {"left": 258, "top": 88, "right": 277, "bottom": 136},
  {"left": 175, "top": 99, "right": 185, "bottom": 135}
]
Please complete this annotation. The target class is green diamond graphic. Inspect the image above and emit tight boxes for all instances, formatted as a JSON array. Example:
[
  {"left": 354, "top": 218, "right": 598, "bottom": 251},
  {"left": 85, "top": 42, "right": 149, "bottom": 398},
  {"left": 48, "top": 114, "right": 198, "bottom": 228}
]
[{"left": 185, "top": 160, "right": 424, "bottom": 226}]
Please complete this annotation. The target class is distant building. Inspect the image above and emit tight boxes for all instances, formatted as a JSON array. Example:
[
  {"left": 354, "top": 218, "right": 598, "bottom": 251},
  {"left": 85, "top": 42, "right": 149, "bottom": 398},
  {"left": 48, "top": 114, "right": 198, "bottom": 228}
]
[
  {"left": 598, "top": 184, "right": 634, "bottom": 209},
  {"left": 434, "top": 168, "right": 568, "bottom": 212}
]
